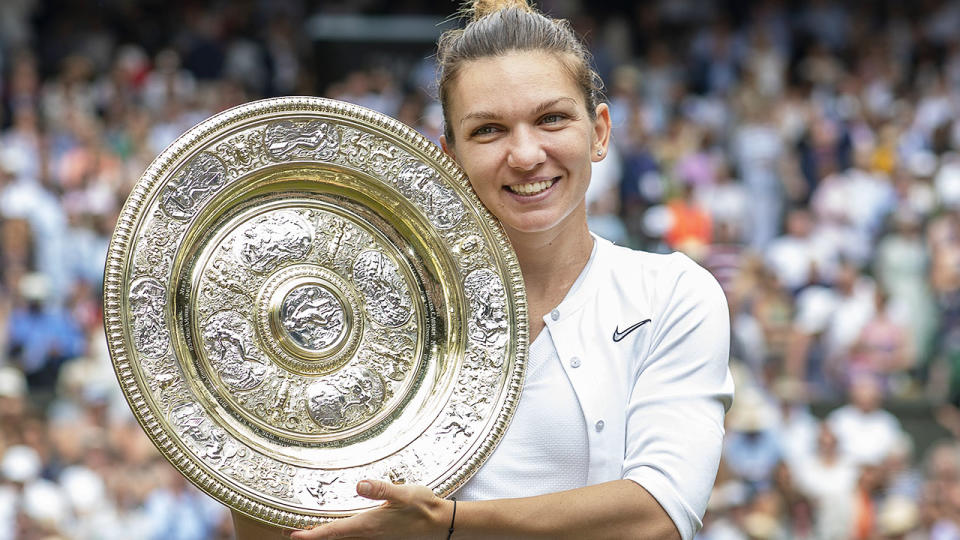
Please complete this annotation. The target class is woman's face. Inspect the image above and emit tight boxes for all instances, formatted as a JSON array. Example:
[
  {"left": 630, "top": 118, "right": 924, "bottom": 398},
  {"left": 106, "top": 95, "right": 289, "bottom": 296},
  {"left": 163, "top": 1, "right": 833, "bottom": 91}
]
[{"left": 441, "top": 51, "right": 610, "bottom": 237}]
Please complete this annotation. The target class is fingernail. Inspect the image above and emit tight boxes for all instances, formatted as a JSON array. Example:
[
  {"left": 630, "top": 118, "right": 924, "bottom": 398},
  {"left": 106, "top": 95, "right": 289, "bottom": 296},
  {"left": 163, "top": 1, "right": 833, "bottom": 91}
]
[{"left": 357, "top": 480, "right": 372, "bottom": 496}]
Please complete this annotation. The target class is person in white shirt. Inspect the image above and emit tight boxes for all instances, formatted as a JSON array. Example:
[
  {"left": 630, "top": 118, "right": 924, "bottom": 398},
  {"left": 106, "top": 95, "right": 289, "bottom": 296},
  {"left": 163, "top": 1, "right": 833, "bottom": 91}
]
[
  {"left": 790, "top": 423, "right": 858, "bottom": 540},
  {"left": 237, "top": 1, "right": 734, "bottom": 538},
  {"left": 826, "top": 374, "right": 903, "bottom": 467}
]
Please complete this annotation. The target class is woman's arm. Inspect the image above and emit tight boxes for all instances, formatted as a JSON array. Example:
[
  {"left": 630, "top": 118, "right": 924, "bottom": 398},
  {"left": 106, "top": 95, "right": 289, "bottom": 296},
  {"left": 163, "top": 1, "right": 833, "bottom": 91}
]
[
  {"left": 233, "top": 511, "right": 292, "bottom": 539},
  {"left": 287, "top": 478, "right": 679, "bottom": 540}
]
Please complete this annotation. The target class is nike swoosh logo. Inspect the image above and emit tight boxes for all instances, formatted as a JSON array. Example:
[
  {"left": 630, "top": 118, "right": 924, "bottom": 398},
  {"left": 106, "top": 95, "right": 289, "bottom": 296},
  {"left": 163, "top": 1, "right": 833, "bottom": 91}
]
[{"left": 613, "top": 319, "right": 652, "bottom": 342}]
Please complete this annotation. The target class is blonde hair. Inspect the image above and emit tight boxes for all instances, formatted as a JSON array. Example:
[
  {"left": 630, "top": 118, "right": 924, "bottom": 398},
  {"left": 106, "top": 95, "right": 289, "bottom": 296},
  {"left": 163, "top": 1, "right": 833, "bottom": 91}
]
[
  {"left": 468, "top": 0, "right": 536, "bottom": 20},
  {"left": 436, "top": 0, "right": 603, "bottom": 143}
]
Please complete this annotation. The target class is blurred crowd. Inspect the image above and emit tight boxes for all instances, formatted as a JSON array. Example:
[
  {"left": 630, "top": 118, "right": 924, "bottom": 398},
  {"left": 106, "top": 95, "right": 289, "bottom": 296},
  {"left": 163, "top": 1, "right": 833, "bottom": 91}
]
[{"left": 1, "top": 0, "right": 960, "bottom": 538}]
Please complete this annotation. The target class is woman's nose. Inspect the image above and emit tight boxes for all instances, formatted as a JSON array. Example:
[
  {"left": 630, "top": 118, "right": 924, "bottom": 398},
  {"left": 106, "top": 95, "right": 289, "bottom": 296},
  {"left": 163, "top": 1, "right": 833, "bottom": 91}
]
[{"left": 506, "top": 127, "right": 546, "bottom": 170}]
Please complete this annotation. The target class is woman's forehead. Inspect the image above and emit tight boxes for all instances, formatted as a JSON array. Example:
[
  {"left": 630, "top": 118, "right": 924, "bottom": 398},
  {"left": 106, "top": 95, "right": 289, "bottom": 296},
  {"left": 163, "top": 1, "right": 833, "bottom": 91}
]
[{"left": 448, "top": 52, "right": 584, "bottom": 117}]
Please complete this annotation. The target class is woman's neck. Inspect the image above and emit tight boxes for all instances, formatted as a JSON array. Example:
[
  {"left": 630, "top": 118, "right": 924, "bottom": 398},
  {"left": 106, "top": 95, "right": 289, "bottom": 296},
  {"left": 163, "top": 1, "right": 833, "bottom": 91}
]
[
  {"left": 511, "top": 227, "right": 593, "bottom": 293},
  {"left": 504, "top": 214, "right": 593, "bottom": 339}
]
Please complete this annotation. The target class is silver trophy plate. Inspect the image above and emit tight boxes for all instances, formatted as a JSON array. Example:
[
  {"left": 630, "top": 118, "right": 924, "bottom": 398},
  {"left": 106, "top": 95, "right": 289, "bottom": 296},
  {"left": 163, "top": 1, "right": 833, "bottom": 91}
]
[{"left": 103, "top": 97, "right": 527, "bottom": 528}]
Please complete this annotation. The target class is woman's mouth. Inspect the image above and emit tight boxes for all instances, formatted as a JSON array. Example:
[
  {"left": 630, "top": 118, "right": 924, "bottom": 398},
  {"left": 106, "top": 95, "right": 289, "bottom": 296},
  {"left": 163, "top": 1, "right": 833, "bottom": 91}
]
[{"left": 506, "top": 178, "right": 557, "bottom": 196}]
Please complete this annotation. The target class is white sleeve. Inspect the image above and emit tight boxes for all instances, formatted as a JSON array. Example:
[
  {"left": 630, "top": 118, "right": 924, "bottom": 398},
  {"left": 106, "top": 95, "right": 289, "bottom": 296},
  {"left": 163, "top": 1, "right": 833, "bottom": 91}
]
[{"left": 621, "top": 254, "right": 735, "bottom": 540}]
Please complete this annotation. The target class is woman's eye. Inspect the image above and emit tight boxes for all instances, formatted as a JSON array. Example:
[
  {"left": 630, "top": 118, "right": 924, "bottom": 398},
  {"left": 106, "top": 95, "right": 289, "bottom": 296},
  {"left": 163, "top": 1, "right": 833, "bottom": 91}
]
[
  {"left": 541, "top": 114, "right": 566, "bottom": 125},
  {"left": 471, "top": 125, "right": 498, "bottom": 137}
]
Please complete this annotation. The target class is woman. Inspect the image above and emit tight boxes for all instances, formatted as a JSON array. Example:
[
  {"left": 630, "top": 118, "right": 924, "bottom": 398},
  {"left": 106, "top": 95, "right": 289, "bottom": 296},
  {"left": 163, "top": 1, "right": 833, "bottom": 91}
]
[{"left": 237, "top": 1, "right": 733, "bottom": 538}]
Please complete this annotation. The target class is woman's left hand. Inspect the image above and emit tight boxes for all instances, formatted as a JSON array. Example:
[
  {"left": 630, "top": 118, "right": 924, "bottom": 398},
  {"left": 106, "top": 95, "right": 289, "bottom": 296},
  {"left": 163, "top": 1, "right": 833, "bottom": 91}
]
[{"left": 290, "top": 479, "right": 453, "bottom": 540}]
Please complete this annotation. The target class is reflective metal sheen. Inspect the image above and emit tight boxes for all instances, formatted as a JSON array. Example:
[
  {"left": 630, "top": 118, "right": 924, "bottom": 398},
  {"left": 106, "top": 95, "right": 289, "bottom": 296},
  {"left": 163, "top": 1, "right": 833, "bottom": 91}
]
[{"left": 102, "top": 97, "right": 528, "bottom": 529}]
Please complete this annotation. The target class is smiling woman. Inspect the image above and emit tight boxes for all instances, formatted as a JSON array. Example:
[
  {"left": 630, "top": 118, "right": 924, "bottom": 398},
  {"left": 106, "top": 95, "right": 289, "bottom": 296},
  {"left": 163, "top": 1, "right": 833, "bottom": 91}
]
[
  {"left": 236, "top": 1, "right": 734, "bottom": 539},
  {"left": 440, "top": 52, "right": 607, "bottom": 245}
]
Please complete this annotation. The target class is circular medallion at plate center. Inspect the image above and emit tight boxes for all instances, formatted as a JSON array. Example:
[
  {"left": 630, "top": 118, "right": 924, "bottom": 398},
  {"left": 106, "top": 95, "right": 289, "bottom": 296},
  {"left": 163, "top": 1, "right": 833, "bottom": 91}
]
[
  {"left": 259, "top": 266, "right": 363, "bottom": 377},
  {"left": 279, "top": 284, "right": 346, "bottom": 353}
]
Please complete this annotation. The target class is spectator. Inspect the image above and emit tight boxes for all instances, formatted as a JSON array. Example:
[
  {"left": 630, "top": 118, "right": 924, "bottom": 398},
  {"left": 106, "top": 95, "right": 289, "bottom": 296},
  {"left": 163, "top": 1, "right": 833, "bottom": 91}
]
[
  {"left": 790, "top": 423, "right": 858, "bottom": 540},
  {"left": 765, "top": 207, "right": 834, "bottom": 295},
  {"left": 846, "top": 289, "right": 914, "bottom": 396},
  {"left": 3, "top": 3, "right": 960, "bottom": 539},
  {"left": 732, "top": 97, "right": 784, "bottom": 250},
  {"left": 874, "top": 209, "right": 938, "bottom": 366},
  {"left": 6, "top": 274, "right": 85, "bottom": 392},
  {"left": 723, "top": 388, "right": 781, "bottom": 492},
  {"left": 827, "top": 375, "right": 905, "bottom": 467},
  {"left": 696, "top": 157, "right": 748, "bottom": 242},
  {"left": 771, "top": 379, "right": 819, "bottom": 468},
  {"left": 821, "top": 261, "right": 878, "bottom": 386},
  {"left": 664, "top": 180, "right": 713, "bottom": 255}
]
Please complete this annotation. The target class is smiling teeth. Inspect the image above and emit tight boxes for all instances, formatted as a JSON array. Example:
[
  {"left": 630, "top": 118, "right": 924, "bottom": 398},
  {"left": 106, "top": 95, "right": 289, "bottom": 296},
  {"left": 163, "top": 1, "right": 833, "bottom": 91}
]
[{"left": 508, "top": 179, "right": 555, "bottom": 195}]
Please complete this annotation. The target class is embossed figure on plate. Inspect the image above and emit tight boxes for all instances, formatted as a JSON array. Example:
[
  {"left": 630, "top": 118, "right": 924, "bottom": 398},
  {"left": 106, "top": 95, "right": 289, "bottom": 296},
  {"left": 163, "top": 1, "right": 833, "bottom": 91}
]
[
  {"left": 464, "top": 269, "right": 509, "bottom": 348},
  {"left": 133, "top": 213, "right": 183, "bottom": 278},
  {"left": 306, "top": 367, "right": 386, "bottom": 430},
  {"left": 129, "top": 277, "right": 170, "bottom": 358},
  {"left": 298, "top": 472, "right": 344, "bottom": 506},
  {"left": 202, "top": 311, "right": 267, "bottom": 391},
  {"left": 438, "top": 400, "right": 480, "bottom": 439},
  {"left": 171, "top": 401, "right": 239, "bottom": 466},
  {"left": 280, "top": 284, "right": 346, "bottom": 352},
  {"left": 230, "top": 456, "right": 297, "bottom": 502},
  {"left": 397, "top": 162, "right": 465, "bottom": 230},
  {"left": 161, "top": 153, "right": 227, "bottom": 220},
  {"left": 366, "top": 339, "right": 414, "bottom": 382},
  {"left": 420, "top": 182, "right": 465, "bottom": 230},
  {"left": 214, "top": 131, "right": 265, "bottom": 174},
  {"left": 318, "top": 217, "right": 364, "bottom": 264},
  {"left": 236, "top": 211, "right": 313, "bottom": 273},
  {"left": 353, "top": 250, "right": 413, "bottom": 327},
  {"left": 265, "top": 120, "right": 340, "bottom": 161}
]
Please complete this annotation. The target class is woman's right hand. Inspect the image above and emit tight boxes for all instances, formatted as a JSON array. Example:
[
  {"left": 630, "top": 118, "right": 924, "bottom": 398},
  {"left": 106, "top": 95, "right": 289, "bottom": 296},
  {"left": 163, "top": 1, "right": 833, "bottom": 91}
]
[{"left": 290, "top": 480, "right": 453, "bottom": 540}]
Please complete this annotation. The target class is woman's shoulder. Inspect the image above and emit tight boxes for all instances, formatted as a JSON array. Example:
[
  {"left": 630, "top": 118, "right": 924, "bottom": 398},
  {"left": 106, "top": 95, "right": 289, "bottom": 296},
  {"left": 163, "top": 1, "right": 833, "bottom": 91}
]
[{"left": 597, "top": 238, "right": 719, "bottom": 292}]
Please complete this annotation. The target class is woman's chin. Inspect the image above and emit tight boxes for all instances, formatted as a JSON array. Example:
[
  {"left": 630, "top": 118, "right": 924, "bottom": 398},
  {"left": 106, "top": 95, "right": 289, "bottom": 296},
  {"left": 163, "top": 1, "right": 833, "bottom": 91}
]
[{"left": 501, "top": 214, "right": 575, "bottom": 238}]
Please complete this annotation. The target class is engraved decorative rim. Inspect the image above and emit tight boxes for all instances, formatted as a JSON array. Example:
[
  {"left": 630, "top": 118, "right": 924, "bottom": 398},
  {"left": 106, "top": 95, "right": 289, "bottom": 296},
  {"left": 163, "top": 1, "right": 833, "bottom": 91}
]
[{"left": 103, "top": 96, "right": 528, "bottom": 528}]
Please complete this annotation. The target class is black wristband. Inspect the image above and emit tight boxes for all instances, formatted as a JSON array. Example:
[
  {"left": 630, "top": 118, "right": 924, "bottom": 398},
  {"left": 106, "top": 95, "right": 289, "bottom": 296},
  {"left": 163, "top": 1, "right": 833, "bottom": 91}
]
[{"left": 447, "top": 498, "right": 457, "bottom": 539}]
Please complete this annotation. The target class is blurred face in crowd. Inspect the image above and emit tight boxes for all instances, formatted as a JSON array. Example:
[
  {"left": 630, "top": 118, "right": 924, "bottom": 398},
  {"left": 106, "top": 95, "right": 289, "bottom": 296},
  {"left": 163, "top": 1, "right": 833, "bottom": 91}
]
[
  {"left": 834, "top": 262, "right": 861, "bottom": 293},
  {"left": 857, "top": 463, "right": 884, "bottom": 493},
  {"left": 816, "top": 424, "right": 839, "bottom": 458},
  {"left": 926, "top": 443, "right": 960, "bottom": 487},
  {"left": 441, "top": 51, "right": 610, "bottom": 238},
  {"left": 785, "top": 209, "right": 813, "bottom": 238},
  {"left": 850, "top": 375, "right": 883, "bottom": 412}
]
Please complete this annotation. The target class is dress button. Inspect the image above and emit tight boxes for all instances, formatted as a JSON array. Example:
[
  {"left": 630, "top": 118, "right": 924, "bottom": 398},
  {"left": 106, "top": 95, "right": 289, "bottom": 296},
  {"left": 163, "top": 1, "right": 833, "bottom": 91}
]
[
  {"left": 550, "top": 309, "right": 560, "bottom": 321},
  {"left": 595, "top": 420, "right": 605, "bottom": 432},
  {"left": 570, "top": 357, "right": 581, "bottom": 368}
]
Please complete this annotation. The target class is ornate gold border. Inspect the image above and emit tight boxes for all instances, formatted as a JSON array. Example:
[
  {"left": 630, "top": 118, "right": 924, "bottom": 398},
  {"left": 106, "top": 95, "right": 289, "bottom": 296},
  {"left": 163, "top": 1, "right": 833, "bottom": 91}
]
[{"left": 102, "top": 96, "right": 528, "bottom": 529}]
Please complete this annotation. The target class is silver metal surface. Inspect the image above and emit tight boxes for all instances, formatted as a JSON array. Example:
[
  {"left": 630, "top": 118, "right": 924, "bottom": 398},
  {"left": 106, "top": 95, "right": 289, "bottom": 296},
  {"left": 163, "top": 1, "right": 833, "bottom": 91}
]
[{"left": 102, "top": 97, "right": 527, "bottom": 529}]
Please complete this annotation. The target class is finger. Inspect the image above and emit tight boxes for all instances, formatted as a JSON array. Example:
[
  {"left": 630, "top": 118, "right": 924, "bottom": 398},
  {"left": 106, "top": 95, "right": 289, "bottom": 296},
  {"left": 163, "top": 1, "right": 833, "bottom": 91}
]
[
  {"left": 289, "top": 527, "right": 320, "bottom": 540},
  {"left": 356, "top": 479, "right": 403, "bottom": 502},
  {"left": 289, "top": 520, "right": 359, "bottom": 540}
]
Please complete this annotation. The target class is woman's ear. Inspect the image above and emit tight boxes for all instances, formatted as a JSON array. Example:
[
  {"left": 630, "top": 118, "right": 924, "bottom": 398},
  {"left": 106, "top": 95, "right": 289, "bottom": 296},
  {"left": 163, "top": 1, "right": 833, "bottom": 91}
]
[
  {"left": 440, "top": 135, "right": 457, "bottom": 162},
  {"left": 591, "top": 103, "right": 612, "bottom": 163}
]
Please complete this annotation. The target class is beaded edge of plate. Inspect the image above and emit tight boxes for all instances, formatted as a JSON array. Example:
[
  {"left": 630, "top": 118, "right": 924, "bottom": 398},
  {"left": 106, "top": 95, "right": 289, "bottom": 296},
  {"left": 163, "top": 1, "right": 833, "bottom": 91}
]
[{"left": 102, "top": 96, "right": 528, "bottom": 529}]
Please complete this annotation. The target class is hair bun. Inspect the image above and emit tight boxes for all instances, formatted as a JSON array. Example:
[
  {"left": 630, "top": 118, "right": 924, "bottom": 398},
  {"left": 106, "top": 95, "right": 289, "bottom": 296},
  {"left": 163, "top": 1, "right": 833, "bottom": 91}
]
[{"left": 468, "top": 0, "right": 535, "bottom": 21}]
